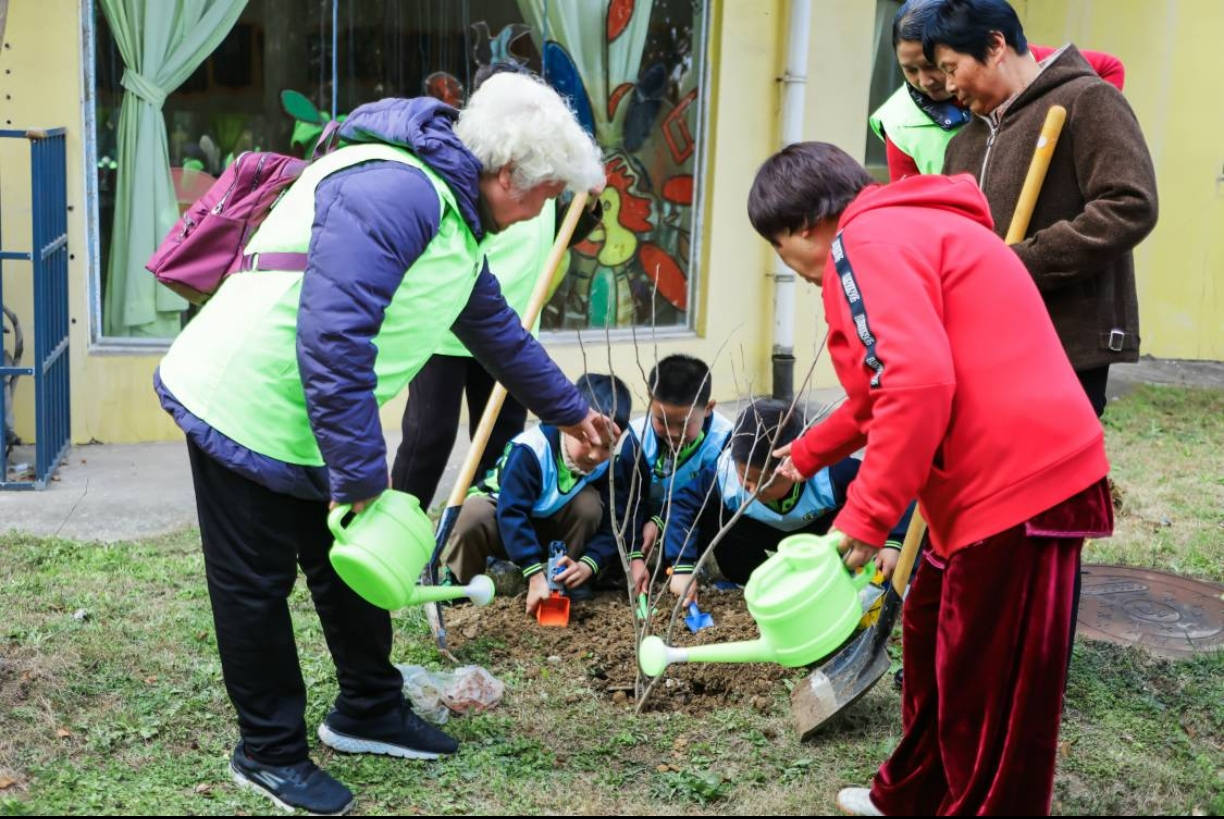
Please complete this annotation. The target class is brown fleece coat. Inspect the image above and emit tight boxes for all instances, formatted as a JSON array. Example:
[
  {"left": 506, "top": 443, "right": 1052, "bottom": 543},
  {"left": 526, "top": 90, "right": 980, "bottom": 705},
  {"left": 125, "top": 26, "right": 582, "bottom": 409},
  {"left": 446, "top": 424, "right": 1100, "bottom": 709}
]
[{"left": 943, "top": 45, "right": 1158, "bottom": 370}]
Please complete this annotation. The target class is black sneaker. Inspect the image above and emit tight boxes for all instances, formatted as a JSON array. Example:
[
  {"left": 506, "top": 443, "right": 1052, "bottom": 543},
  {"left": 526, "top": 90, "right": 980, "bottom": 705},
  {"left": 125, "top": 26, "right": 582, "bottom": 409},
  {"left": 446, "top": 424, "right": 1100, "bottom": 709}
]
[
  {"left": 317, "top": 703, "right": 459, "bottom": 759},
  {"left": 229, "top": 742, "right": 354, "bottom": 816}
]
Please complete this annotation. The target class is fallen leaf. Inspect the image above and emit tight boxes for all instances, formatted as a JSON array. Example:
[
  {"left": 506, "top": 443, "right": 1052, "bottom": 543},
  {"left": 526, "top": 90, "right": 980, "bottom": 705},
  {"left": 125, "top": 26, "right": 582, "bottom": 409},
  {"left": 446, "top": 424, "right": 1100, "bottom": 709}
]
[
  {"left": 55, "top": 728, "right": 71, "bottom": 739},
  {"left": 194, "top": 783, "right": 212, "bottom": 794},
  {"left": 656, "top": 764, "right": 670, "bottom": 773},
  {"left": 144, "top": 676, "right": 158, "bottom": 684},
  {"left": 0, "top": 777, "right": 17, "bottom": 790}
]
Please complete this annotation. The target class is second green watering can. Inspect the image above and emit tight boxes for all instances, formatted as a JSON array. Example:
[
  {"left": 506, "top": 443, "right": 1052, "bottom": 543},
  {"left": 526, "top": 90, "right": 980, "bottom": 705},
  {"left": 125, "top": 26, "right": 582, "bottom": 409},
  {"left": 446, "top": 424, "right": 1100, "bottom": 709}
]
[
  {"left": 329, "top": 490, "right": 495, "bottom": 611},
  {"left": 639, "top": 531, "right": 873, "bottom": 677}
]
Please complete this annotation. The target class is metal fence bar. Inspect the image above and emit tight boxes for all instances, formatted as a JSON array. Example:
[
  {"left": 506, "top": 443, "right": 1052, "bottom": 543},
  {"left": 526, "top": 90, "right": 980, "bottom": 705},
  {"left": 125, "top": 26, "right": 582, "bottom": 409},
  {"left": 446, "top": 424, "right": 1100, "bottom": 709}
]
[
  {"left": 1, "top": 128, "right": 69, "bottom": 490},
  {"left": 0, "top": 187, "right": 7, "bottom": 486}
]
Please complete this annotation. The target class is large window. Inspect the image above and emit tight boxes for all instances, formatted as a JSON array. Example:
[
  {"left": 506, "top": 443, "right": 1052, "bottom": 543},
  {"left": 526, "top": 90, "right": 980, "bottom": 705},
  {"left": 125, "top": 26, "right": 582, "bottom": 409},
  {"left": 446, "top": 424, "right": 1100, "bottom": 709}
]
[{"left": 87, "top": 0, "right": 708, "bottom": 342}]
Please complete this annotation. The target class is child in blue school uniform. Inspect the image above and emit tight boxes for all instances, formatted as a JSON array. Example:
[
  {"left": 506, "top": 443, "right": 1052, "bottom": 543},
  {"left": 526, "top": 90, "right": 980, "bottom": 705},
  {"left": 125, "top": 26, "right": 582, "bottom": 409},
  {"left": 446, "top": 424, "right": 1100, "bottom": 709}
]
[
  {"left": 440, "top": 374, "right": 631, "bottom": 615},
  {"left": 661, "top": 398, "right": 913, "bottom": 601},
  {"left": 615, "top": 354, "right": 734, "bottom": 595}
]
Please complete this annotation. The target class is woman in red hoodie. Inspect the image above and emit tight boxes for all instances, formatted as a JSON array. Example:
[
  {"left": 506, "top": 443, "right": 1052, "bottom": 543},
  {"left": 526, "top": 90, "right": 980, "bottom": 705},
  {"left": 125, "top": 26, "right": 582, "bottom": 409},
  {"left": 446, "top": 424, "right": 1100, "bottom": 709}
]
[{"left": 749, "top": 142, "right": 1113, "bottom": 816}]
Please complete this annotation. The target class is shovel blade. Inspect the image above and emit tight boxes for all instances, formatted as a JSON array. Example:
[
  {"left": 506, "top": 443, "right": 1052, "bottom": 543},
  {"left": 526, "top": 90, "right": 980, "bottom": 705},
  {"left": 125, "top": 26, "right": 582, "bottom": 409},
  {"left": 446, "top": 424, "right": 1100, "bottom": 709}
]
[
  {"left": 790, "top": 590, "right": 901, "bottom": 741},
  {"left": 536, "top": 593, "right": 571, "bottom": 627}
]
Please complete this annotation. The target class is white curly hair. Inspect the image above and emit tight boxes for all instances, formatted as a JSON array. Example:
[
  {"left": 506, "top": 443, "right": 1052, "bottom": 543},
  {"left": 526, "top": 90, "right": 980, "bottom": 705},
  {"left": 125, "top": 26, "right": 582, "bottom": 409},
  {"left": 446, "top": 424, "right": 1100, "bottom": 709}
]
[{"left": 456, "top": 72, "right": 605, "bottom": 194}]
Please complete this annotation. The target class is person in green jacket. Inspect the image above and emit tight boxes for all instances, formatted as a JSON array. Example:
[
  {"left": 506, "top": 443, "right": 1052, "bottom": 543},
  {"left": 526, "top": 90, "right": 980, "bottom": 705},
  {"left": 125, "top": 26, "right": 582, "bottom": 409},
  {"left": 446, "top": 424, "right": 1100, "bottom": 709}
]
[
  {"left": 155, "top": 74, "right": 611, "bottom": 815},
  {"left": 392, "top": 63, "right": 603, "bottom": 513}
]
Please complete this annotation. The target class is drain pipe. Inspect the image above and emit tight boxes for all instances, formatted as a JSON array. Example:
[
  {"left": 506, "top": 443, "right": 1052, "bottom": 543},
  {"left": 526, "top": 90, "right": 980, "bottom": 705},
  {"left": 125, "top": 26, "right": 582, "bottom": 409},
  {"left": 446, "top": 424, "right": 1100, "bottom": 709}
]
[{"left": 771, "top": 0, "right": 811, "bottom": 402}]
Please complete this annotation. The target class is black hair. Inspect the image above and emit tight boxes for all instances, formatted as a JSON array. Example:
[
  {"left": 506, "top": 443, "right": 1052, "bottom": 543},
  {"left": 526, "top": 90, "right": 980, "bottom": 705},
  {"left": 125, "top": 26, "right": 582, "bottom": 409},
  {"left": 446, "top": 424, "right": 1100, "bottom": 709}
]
[
  {"left": 472, "top": 60, "right": 533, "bottom": 92},
  {"left": 892, "top": 0, "right": 941, "bottom": 49},
  {"left": 730, "top": 398, "right": 803, "bottom": 470},
  {"left": 647, "top": 354, "right": 712, "bottom": 409},
  {"left": 575, "top": 373, "right": 632, "bottom": 432},
  {"left": 922, "top": 0, "right": 1029, "bottom": 64},
  {"left": 748, "top": 142, "right": 874, "bottom": 240}
]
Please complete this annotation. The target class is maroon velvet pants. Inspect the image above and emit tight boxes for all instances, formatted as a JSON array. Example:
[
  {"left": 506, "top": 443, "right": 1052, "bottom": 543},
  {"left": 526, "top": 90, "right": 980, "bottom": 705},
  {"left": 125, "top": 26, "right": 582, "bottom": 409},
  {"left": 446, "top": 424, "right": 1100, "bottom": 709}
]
[{"left": 869, "top": 483, "right": 1111, "bottom": 815}]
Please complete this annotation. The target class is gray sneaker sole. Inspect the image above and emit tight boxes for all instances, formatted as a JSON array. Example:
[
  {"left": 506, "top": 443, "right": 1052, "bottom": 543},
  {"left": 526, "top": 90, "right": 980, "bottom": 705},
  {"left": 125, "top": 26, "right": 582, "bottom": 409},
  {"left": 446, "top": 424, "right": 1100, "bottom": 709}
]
[
  {"left": 317, "top": 722, "right": 443, "bottom": 760},
  {"left": 229, "top": 761, "right": 355, "bottom": 816}
]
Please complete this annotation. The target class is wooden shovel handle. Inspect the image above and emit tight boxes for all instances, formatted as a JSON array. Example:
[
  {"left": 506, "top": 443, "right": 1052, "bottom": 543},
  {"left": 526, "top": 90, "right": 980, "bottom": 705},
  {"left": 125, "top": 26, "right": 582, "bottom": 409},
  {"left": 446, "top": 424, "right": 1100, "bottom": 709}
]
[
  {"left": 442, "top": 191, "right": 591, "bottom": 510},
  {"left": 890, "top": 507, "right": 926, "bottom": 595},
  {"left": 1004, "top": 104, "right": 1067, "bottom": 245}
]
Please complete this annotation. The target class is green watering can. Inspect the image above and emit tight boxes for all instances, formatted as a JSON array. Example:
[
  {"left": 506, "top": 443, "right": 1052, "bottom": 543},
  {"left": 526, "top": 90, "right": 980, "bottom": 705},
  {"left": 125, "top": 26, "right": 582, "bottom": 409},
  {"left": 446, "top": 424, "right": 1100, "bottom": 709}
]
[
  {"left": 639, "top": 531, "right": 873, "bottom": 677},
  {"left": 328, "top": 490, "right": 495, "bottom": 611}
]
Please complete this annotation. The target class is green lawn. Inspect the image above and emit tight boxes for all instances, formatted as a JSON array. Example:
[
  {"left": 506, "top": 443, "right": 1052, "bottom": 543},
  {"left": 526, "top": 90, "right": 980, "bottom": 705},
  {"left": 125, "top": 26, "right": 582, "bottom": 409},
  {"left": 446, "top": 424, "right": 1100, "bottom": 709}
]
[{"left": 0, "top": 385, "right": 1220, "bottom": 815}]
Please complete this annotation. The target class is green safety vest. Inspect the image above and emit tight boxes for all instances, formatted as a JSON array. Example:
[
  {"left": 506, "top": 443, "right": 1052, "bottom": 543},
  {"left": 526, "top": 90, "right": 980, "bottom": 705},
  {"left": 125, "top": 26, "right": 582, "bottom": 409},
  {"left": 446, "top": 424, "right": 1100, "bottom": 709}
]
[
  {"left": 434, "top": 203, "right": 555, "bottom": 357},
  {"left": 158, "top": 143, "right": 481, "bottom": 466},
  {"left": 868, "top": 85, "right": 961, "bottom": 175}
]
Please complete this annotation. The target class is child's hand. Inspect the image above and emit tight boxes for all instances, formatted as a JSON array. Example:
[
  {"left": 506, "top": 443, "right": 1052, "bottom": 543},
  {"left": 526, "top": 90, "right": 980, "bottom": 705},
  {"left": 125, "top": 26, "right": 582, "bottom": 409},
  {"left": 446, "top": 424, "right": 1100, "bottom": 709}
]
[
  {"left": 669, "top": 572, "right": 697, "bottom": 605},
  {"left": 877, "top": 547, "right": 900, "bottom": 582},
  {"left": 525, "top": 572, "right": 551, "bottom": 616},
  {"left": 630, "top": 558, "right": 649, "bottom": 595},
  {"left": 555, "top": 556, "right": 593, "bottom": 589},
  {"left": 840, "top": 536, "right": 879, "bottom": 573},
  {"left": 640, "top": 520, "right": 661, "bottom": 556}
]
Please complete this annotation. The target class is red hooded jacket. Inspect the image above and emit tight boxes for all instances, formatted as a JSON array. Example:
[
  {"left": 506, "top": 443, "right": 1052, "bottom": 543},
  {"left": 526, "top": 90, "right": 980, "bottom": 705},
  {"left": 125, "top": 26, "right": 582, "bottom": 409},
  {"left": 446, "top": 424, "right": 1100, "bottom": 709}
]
[{"left": 789, "top": 175, "right": 1108, "bottom": 558}]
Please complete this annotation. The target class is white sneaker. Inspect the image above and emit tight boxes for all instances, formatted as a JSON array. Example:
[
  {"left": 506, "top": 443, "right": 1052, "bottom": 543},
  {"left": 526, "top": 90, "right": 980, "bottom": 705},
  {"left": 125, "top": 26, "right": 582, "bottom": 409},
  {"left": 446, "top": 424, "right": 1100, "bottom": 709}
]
[{"left": 837, "top": 787, "right": 884, "bottom": 816}]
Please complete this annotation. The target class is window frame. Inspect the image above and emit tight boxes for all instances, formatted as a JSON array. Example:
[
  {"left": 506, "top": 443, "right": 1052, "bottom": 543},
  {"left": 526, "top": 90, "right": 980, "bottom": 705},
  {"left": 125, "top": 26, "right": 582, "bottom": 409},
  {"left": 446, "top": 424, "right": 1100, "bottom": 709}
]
[{"left": 80, "top": 0, "right": 711, "bottom": 350}]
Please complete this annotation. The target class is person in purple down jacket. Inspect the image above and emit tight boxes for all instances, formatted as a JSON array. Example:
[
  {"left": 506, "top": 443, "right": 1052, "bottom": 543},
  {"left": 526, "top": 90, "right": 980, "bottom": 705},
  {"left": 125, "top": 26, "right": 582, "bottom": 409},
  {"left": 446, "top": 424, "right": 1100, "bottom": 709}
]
[{"left": 154, "top": 74, "right": 610, "bottom": 815}]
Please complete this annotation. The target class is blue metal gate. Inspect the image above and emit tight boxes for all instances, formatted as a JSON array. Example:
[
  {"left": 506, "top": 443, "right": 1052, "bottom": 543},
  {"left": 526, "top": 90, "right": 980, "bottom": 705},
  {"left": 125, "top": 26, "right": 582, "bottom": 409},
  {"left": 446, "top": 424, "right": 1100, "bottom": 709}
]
[{"left": 0, "top": 128, "right": 70, "bottom": 490}]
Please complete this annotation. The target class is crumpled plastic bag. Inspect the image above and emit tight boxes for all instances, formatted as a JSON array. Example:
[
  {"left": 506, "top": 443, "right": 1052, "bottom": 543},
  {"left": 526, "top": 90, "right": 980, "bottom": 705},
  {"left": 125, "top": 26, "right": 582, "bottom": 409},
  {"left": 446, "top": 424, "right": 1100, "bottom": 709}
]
[{"left": 396, "top": 664, "right": 505, "bottom": 725}]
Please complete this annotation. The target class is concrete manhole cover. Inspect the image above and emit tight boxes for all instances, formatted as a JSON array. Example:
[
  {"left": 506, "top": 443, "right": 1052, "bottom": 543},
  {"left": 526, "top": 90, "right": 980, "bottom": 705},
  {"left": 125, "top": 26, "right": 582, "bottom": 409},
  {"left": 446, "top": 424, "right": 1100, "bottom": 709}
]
[{"left": 1077, "top": 565, "right": 1224, "bottom": 659}]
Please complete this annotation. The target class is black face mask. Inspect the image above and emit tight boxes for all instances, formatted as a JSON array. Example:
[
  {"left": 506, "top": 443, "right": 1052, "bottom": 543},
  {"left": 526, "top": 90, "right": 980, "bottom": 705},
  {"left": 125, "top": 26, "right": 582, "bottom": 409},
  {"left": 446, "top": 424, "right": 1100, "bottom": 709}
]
[{"left": 906, "top": 82, "right": 972, "bottom": 131}]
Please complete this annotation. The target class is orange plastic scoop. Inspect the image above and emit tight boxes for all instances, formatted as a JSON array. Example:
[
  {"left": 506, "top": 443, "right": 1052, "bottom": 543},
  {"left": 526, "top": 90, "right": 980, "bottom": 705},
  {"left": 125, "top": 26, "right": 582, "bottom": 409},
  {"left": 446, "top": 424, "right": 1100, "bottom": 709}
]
[{"left": 536, "top": 590, "right": 571, "bottom": 627}]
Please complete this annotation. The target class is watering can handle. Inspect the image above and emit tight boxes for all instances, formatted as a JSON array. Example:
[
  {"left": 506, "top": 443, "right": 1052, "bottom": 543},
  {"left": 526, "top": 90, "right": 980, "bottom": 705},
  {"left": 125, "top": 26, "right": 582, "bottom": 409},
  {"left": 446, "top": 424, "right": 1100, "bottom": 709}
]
[
  {"left": 849, "top": 560, "right": 876, "bottom": 592},
  {"left": 327, "top": 503, "right": 353, "bottom": 540}
]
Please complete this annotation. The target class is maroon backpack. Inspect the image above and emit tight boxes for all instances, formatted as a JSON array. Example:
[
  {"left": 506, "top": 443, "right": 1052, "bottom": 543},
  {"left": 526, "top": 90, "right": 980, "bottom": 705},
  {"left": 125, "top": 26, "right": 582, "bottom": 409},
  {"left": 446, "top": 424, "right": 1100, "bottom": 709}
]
[{"left": 146, "top": 124, "right": 341, "bottom": 304}]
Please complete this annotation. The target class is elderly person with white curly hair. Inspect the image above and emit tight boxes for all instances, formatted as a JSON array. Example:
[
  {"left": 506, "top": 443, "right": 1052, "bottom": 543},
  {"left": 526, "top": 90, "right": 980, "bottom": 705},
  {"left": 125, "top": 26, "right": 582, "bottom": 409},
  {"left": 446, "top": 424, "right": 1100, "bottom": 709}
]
[
  {"left": 391, "top": 66, "right": 607, "bottom": 515},
  {"left": 153, "top": 73, "right": 609, "bottom": 815}
]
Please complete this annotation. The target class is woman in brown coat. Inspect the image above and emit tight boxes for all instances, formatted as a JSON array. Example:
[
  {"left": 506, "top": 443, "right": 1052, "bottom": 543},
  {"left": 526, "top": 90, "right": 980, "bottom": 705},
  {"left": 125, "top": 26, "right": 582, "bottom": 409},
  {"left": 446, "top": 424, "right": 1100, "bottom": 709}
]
[{"left": 930, "top": 0, "right": 1158, "bottom": 417}]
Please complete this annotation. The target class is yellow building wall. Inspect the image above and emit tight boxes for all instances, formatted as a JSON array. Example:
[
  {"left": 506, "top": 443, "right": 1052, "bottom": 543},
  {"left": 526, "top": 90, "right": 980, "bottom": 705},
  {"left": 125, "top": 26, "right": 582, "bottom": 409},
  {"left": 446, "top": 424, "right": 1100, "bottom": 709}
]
[
  {"left": 1020, "top": 0, "right": 1224, "bottom": 360},
  {"left": 1, "top": 0, "right": 874, "bottom": 444},
  {"left": 0, "top": 0, "right": 184, "bottom": 445}
]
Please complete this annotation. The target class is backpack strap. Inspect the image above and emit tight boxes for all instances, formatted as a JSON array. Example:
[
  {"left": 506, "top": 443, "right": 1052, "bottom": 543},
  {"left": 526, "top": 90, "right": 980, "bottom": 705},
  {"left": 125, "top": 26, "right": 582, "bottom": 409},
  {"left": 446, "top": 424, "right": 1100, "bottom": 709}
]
[
  {"left": 239, "top": 251, "right": 309, "bottom": 272},
  {"left": 311, "top": 120, "right": 343, "bottom": 160}
]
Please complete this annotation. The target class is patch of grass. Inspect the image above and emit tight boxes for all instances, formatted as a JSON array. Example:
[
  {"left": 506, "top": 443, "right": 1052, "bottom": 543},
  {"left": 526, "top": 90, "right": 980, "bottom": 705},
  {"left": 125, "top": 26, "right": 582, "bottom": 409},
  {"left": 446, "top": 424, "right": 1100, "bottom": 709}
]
[
  {"left": 0, "top": 386, "right": 1221, "bottom": 814},
  {"left": 1056, "top": 643, "right": 1224, "bottom": 816},
  {"left": 1096, "top": 385, "right": 1224, "bottom": 582}
]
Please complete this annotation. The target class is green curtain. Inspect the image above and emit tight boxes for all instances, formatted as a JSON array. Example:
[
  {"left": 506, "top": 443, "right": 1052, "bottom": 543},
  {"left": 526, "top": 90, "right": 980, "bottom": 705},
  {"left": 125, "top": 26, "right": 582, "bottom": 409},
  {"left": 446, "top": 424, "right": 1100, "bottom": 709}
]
[
  {"left": 100, "top": 0, "right": 247, "bottom": 338},
  {"left": 515, "top": 0, "right": 654, "bottom": 146}
]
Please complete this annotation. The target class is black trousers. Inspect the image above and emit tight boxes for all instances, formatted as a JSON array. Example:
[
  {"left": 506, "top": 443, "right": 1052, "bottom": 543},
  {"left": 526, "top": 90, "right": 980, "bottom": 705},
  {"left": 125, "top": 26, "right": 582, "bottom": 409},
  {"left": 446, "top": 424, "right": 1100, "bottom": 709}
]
[
  {"left": 1076, "top": 364, "right": 1110, "bottom": 418},
  {"left": 391, "top": 354, "right": 529, "bottom": 509},
  {"left": 1069, "top": 365, "right": 1109, "bottom": 656},
  {"left": 187, "top": 440, "right": 403, "bottom": 765}
]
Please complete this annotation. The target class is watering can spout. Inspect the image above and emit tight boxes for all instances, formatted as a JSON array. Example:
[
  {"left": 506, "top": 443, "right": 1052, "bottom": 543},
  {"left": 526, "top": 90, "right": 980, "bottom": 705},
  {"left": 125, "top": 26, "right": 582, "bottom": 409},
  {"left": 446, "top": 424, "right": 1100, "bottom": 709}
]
[
  {"left": 639, "top": 635, "right": 777, "bottom": 677},
  {"left": 407, "top": 574, "right": 495, "bottom": 608}
]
